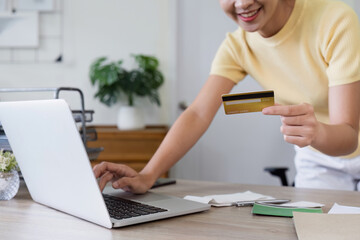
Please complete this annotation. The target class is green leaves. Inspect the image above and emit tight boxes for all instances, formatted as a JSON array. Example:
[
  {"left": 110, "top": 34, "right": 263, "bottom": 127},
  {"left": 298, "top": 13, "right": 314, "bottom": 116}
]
[
  {"left": 89, "top": 54, "right": 164, "bottom": 107},
  {"left": 0, "top": 149, "right": 18, "bottom": 173},
  {"left": 132, "top": 54, "right": 159, "bottom": 71}
]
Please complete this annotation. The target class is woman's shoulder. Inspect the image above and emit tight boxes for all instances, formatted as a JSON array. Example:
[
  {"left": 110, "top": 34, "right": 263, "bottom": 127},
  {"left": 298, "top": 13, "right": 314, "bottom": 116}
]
[
  {"left": 224, "top": 27, "right": 249, "bottom": 46},
  {"left": 319, "top": 0, "right": 354, "bottom": 11},
  {"left": 312, "top": 0, "right": 357, "bottom": 21},
  {"left": 226, "top": 27, "right": 245, "bottom": 40},
  {"left": 304, "top": 0, "right": 358, "bottom": 40}
]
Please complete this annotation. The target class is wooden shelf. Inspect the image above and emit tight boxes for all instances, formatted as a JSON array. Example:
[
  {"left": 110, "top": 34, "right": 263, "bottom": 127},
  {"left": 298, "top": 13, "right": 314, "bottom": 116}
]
[{"left": 87, "top": 125, "right": 168, "bottom": 175}]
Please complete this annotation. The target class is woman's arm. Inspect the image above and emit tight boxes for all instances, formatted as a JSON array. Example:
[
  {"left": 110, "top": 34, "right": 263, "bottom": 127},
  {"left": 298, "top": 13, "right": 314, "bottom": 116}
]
[
  {"left": 313, "top": 81, "right": 360, "bottom": 155},
  {"left": 263, "top": 81, "right": 360, "bottom": 156},
  {"left": 93, "top": 75, "right": 235, "bottom": 193}
]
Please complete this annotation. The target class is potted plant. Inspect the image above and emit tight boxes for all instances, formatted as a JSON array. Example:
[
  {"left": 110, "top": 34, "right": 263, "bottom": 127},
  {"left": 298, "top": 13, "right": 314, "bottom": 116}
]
[{"left": 89, "top": 54, "right": 164, "bottom": 130}]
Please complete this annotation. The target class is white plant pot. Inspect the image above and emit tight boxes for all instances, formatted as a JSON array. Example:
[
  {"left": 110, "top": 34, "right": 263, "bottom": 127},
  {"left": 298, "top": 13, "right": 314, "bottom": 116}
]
[{"left": 117, "top": 106, "right": 145, "bottom": 130}]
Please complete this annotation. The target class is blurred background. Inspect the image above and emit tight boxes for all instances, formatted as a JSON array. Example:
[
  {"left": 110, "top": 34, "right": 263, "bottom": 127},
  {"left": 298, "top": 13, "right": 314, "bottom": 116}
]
[{"left": 0, "top": 0, "right": 358, "bottom": 186}]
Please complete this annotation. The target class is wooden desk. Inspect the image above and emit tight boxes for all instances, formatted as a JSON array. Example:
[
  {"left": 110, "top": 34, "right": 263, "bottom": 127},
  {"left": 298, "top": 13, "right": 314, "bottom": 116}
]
[
  {"left": 87, "top": 125, "right": 168, "bottom": 174},
  {"left": 2, "top": 180, "right": 360, "bottom": 239}
]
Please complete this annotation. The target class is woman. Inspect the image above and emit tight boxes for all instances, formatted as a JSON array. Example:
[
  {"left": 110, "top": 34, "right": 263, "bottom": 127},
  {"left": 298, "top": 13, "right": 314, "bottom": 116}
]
[{"left": 94, "top": 0, "right": 360, "bottom": 193}]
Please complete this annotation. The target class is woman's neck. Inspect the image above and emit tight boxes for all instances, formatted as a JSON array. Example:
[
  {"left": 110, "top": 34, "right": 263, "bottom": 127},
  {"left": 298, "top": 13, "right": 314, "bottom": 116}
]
[{"left": 259, "top": 0, "right": 296, "bottom": 38}]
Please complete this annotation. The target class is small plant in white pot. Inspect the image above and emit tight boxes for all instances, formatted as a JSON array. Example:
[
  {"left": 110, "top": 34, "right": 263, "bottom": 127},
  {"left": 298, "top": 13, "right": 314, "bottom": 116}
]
[{"left": 89, "top": 54, "right": 164, "bottom": 130}]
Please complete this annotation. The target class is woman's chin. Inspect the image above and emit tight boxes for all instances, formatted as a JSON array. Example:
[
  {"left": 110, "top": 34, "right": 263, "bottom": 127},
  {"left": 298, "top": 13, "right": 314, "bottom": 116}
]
[{"left": 239, "top": 23, "right": 260, "bottom": 33}]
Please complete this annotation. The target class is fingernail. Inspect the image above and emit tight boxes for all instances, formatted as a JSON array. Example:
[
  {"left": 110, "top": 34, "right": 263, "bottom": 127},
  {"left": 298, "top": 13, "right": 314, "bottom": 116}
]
[{"left": 113, "top": 182, "right": 119, "bottom": 188}]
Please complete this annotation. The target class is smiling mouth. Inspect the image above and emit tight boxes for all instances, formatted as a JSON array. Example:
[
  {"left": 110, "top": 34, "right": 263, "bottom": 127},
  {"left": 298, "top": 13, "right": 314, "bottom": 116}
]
[{"left": 238, "top": 7, "right": 261, "bottom": 22}]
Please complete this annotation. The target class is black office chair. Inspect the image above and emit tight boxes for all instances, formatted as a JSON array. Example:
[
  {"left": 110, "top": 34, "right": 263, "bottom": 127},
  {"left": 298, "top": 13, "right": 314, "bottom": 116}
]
[
  {"left": 354, "top": 179, "right": 360, "bottom": 191},
  {"left": 264, "top": 167, "right": 294, "bottom": 186}
]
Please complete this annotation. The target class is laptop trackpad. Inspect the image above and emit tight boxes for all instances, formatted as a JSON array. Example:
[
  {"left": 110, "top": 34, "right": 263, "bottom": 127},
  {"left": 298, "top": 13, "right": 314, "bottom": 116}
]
[{"left": 103, "top": 187, "right": 171, "bottom": 203}]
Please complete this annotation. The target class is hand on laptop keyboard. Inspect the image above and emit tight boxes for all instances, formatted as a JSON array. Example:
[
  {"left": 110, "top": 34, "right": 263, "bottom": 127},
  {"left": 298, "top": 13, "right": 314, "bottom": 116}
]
[{"left": 93, "top": 162, "right": 154, "bottom": 194}]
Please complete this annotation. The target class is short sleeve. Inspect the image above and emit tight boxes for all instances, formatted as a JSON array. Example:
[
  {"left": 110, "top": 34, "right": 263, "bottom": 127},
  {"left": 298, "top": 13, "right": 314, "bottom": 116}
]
[
  {"left": 321, "top": 3, "right": 360, "bottom": 86},
  {"left": 210, "top": 32, "right": 247, "bottom": 84}
]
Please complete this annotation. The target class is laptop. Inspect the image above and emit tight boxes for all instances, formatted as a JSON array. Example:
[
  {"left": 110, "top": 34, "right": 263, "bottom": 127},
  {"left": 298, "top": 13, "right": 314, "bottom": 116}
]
[{"left": 0, "top": 99, "right": 210, "bottom": 228}]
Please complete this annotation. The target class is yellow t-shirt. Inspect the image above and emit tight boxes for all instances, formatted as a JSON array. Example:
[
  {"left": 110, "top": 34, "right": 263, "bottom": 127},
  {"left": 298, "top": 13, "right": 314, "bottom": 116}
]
[{"left": 210, "top": 0, "right": 360, "bottom": 158}]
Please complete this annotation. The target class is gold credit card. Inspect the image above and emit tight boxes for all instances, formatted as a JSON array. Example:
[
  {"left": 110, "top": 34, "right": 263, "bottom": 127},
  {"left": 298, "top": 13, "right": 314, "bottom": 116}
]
[{"left": 222, "top": 90, "right": 274, "bottom": 114}]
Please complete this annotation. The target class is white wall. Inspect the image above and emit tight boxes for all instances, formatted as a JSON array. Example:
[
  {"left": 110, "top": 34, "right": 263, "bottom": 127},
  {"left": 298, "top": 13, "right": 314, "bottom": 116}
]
[{"left": 0, "top": 0, "right": 175, "bottom": 126}]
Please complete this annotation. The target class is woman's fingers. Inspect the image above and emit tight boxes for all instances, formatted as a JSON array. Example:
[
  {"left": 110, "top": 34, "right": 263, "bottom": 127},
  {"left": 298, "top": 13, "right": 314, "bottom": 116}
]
[
  {"left": 98, "top": 171, "right": 115, "bottom": 192},
  {"left": 263, "top": 103, "right": 319, "bottom": 147}
]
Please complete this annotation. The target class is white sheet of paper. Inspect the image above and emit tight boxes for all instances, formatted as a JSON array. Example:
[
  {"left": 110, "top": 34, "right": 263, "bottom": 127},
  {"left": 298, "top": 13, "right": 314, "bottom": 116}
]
[
  {"left": 278, "top": 201, "right": 324, "bottom": 208},
  {"left": 328, "top": 203, "right": 360, "bottom": 214},
  {"left": 184, "top": 191, "right": 274, "bottom": 207}
]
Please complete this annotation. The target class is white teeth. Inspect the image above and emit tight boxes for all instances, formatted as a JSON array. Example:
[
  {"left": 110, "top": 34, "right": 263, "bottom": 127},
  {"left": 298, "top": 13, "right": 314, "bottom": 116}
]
[{"left": 241, "top": 9, "right": 258, "bottom": 18}]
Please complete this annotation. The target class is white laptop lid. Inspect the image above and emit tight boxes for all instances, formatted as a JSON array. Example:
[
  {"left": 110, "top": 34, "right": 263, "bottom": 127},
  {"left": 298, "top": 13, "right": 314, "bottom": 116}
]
[{"left": 0, "top": 99, "right": 112, "bottom": 228}]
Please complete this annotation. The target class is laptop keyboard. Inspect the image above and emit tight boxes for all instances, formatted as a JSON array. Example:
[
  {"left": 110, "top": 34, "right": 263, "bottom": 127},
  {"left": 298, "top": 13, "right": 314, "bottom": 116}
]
[{"left": 103, "top": 194, "right": 168, "bottom": 220}]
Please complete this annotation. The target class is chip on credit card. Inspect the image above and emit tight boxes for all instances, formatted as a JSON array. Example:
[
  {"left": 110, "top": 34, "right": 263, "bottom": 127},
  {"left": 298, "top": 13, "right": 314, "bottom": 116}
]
[{"left": 222, "top": 90, "right": 274, "bottom": 115}]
